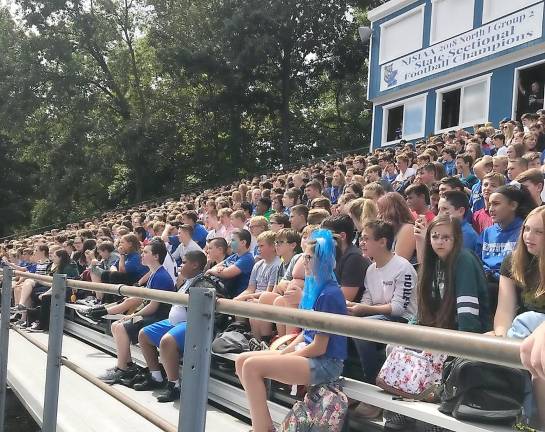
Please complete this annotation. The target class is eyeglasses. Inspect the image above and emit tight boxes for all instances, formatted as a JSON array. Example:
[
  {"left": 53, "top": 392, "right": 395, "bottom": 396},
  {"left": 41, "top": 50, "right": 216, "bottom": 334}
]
[{"left": 275, "top": 240, "right": 288, "bottom": 245}]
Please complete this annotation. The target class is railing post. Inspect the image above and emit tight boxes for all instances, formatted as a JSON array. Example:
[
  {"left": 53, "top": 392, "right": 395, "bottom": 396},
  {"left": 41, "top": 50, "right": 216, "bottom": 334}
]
[
  {"left": 0, "top": 266, "right": 13, "bottom": 432},
  {"left": 42, "top": 273, "right": 66, "bottom": 432},
  {"left": 179, "top": 283, "right": 216, "bottom": 432}
]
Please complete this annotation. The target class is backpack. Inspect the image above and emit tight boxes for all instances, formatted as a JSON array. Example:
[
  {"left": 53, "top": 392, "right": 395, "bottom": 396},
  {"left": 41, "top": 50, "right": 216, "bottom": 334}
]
[
  {"left": 439, "top": 358, "right": 526, "bottom": 424},
  {"left": 187, "top": 274, "right": 231, "bottom": 334},
  {"left": 280, "top": 381, "right": 348, "bottom": 432}
]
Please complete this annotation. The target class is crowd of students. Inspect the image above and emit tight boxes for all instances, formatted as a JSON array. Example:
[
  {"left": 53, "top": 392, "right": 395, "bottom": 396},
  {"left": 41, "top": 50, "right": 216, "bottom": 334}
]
[{"left": 2, "top": 112, "right": 545, "bottom": 430}]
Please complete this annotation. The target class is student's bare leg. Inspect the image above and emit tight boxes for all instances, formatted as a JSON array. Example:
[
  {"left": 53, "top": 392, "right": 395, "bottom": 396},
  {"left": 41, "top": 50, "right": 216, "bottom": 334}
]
[
  {"left": 90, "top": 273, "right": 104, "bottom": 301},
  {"left": 107, "top": 297, "right": 141, "bottom": 314},
  {"left": 111, "top": 321, "right": 132, "bottom": 368},
  {"left": 249, "top": 292, "right": 280, "bottom": 340},
  {"left": 160, "top": 335, "right": 180, "bottom": 382},
  {"left": 241, "top": 354, "right": 311, "bottom": 432},
  {"left": 138, "top": 331, "right": 160, "bottom": 371},
  {"left": 18, "top": 279, "right": 36, "bottom": 306}
]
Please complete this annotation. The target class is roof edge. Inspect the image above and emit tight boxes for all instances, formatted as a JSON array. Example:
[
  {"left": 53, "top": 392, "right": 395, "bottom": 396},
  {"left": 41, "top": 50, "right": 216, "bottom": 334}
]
[{"left": 367, "top": 0, "right": 421, "bottom": 22}]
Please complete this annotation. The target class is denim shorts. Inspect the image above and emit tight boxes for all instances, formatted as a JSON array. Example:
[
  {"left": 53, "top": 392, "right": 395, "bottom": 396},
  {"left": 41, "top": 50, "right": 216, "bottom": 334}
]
[{"left": 308, "top": 357, "right": 344, "bottom": 385}]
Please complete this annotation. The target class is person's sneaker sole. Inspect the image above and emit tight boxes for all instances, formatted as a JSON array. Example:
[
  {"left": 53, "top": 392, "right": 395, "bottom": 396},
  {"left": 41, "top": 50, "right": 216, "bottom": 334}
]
[{"left": 75, "top": 309, "right": 99, "bottom": 325}]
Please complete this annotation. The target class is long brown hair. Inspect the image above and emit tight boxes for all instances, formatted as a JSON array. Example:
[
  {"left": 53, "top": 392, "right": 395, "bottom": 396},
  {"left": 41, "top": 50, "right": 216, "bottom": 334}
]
[
  {"left": 377, "top": 192, "right": 414, "bottom": 233},
  {"left": 417, "top": 216, "right": 463, "bottom": 329},
  {"left": 511, "top": 206, "right": 545, "bottom": 297}
]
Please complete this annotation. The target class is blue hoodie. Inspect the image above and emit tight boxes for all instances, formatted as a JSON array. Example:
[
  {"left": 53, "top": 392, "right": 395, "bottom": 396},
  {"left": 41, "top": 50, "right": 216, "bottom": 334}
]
[{"left": 481, "top": 217, "right": 523, "bottom": 281}]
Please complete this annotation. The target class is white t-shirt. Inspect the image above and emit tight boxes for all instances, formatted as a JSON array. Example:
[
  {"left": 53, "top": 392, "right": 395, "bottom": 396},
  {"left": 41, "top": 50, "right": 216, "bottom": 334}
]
[
  {"left": 162, "top": 252, "right": 177, "bottom": 284},
  {"left": 168, "top": 275, "right": 200, "bottom": 324},
  {"left": 495, "top": 146, "right": 508, "bottom": 157},
  {"left": 394, "top": 167, "right": 416, "bottom": 183},
  {"left": 172, "top": 240, "right": 202, "bottom": 261},
  {"left": 361, "top": 254, "right": 417, "bottom": 320}
]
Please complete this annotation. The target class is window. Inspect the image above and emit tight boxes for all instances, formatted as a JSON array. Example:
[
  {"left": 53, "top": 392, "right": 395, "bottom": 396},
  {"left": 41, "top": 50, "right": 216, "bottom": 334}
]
[
  {"left": 382, "top": 94, "right": 427, "bottom": 145},
  {"left": 431, "top": 0, "right": 474, "bottom": 44},
  {"left": 482, "top": 0, "right": 536, "bottom": 23},
  {"left": 435, "top": 76, "right": 491, "bottom": 132},
  {"left": 380, "top": 6, "right": 424, "bottom": 64}
]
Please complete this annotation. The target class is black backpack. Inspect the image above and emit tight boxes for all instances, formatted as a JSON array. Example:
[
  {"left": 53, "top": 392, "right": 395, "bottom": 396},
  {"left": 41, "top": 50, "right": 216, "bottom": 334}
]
[
  {"left": 439, "top": 358, "right": 526, "bottom": 425},
  {"left": 187, "top": 274, "right": 231, "bottom": 334}
]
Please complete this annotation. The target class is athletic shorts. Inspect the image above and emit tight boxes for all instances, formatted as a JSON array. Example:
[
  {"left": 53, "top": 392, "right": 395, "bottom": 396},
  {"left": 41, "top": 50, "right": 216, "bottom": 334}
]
[
  {"left": 308, "top": 357, "right": 344, "bottom": 385},
  {"left": 142, "top": 319, "right": 187, "bottom": 352}
]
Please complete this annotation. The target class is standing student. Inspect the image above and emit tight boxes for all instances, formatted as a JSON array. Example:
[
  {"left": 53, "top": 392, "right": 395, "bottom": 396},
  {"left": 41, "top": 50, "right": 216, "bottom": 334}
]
[
  {"left": 235, "top": 230, "right": 347, "bottom": 432},
  {"left": 491, "top": 207, "right": 545, "bottom": 428}
]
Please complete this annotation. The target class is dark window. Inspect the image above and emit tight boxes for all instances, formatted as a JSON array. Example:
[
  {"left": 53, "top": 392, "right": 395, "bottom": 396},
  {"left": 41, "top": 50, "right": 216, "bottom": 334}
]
[
  {"left": 386, "top": 106, "right": 404, "bottom": 142},
  {"left": 440, "top": 89, "right": 461, "bottom": 130}
]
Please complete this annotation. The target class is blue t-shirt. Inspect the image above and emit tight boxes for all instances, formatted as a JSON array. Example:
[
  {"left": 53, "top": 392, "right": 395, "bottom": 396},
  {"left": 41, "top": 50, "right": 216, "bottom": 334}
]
[
  {"left": 222, "top": 252, "right": 255, "bottom": 297},
  {"left": 470, "top": 180, "right": 484, "bottom": 213},
  {"left": 168, "top": 235, "right": 181, "bottom": 254},
  {"left": 147, "top": 266, "right": 175, "bottom": 292},
  {"left": 461, "top": 221, "right": 482, "bottom": 257},
  {"left": 303, "top": 281, "right": 348, "bottom": 360},
  {"left": 124, "top": 252, "right": 149, "bottom": 281},
  {"left": 192, "top": 223, "right": 209, "bottom": 249},
  {"left": 443, "top": 160, "right": 456, "bottom": 176}
]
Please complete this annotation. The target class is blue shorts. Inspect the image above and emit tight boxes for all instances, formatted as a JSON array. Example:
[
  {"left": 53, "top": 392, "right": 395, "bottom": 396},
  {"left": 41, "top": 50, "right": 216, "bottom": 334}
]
[
  {"left": 308, "top": 357, "right": 344, "bottom": 385},
  {"left": 142, "top": 319, "right": 187, "bottom": 352}
]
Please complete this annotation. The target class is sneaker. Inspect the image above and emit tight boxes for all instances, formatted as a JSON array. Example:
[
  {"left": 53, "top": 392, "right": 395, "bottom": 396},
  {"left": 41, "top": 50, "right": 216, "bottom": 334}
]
[
  {"left": 351, "top": 402, "right": 383, "bottom": 420},
  {"left": 87, "top": 305, "right": 108, "bottom": 318},
  {"left": 27, "top": 321, "right": 46, "bottom": 332},
  {"left": 133, "top": 373, "right": 165, "bottom": 391},
  {"left": 75, "top": 308, "right": 99, "bottom": 325},
  {"left": 156, "top": 381, "right": 180, "bottom": 403},
  {"left": 10, "top": 313, "right": 21, "bottom": 323},
  {"left": 119, "top": 366, "right": 148, "bottom": 387},
  {"left": 384, "top": 411, "right": 416, "bottom": 431},
  {"left": 15, "top": 319, "right": 28, "bottom": 328},
  {"left": 98, "top": 367, "right": 136, "bottom": 384},
  {"left": 249, "top": 338, "right": 264, "bottom": 351},
  {"left": 10, "top": 304, "right": 27, "bottom": 312}
]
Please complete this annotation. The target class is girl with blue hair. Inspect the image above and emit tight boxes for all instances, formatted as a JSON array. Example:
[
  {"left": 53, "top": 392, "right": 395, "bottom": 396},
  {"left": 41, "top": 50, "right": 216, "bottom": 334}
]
[{"left": 235, "top": 229, "right": 348, "bottom": 432}]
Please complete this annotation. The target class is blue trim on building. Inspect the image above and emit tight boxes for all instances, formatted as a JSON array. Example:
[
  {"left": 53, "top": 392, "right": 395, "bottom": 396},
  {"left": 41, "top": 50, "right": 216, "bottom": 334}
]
[
  {"left": 371, "top": 51, "right": 545, "bottom": 150},
  {"left": 473, "top": 0, "right": 484, "bottom": 28}
]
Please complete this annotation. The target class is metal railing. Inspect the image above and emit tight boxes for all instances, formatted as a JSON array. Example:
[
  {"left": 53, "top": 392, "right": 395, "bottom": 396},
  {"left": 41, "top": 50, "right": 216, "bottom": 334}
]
[{"left": 0, "top": 266, "right": 524, "bottom": 432}]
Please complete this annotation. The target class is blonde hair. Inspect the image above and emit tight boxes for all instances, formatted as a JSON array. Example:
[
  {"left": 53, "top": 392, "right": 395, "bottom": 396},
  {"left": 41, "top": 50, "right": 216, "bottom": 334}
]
[
  {"left": 256, "top": 230, "right": 277, "bottom": 245},
  {"left": 346, "top": 198, "right": 378, "bottom": 228}
]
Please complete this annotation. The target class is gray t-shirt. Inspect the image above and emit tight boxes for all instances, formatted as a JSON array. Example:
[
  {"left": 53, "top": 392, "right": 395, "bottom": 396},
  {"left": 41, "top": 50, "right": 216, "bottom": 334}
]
[
  {"left": 249, "top": 256, "right": 282, "bottom": 293},
  {"left": 277, "top": 253, "right": 302, "bottom": 284}
]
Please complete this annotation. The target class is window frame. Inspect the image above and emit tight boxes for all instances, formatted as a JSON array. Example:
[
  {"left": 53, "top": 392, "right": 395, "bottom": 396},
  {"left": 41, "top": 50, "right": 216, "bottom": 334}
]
[
  {"left": 482, "top": 0, "right": 538, "bottom": 24},
  {"left": 382, "top": 93, "right": 428, "bottom": 146},
  {"left": 434, "top": 74, "right": 492, "bottom": 134},
  {"left": 379, "top": 5, "right": 425, "bottom": 65},
  {"left": 430, "top": 0, "right": 475, "bottom": 45}
]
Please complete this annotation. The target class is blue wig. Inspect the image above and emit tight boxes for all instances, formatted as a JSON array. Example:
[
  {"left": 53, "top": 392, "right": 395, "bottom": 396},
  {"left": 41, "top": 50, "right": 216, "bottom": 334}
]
[{"left": 299, "top": 229, "right": 337, "bottom": 310}]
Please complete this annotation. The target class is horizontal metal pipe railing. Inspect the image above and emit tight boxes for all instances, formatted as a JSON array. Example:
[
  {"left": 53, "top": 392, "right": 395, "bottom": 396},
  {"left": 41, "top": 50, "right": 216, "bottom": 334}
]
[{"left": 2, "top": 269, "right": 524, "bottom": 370}]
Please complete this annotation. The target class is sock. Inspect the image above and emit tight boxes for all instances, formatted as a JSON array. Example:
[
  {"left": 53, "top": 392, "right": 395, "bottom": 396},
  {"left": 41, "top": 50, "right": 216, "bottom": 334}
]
[
  {"left": 171, "top": 380, "right": 180, "bottom": 389},
  {"left": 151, "top": 370, "right": 163, "bottom": 382}
]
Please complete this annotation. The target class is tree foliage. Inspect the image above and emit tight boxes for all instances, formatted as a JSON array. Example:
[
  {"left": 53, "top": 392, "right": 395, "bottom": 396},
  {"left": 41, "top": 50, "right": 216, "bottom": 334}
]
[{"left": 0, "top": 0, "right": 377, "bottom": 236}]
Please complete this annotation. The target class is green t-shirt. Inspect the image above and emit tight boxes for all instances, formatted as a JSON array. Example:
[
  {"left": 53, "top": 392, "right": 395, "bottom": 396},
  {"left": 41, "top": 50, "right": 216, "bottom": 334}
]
[{"left": 500, "top": 253, "right": 545, "bottom": 313}]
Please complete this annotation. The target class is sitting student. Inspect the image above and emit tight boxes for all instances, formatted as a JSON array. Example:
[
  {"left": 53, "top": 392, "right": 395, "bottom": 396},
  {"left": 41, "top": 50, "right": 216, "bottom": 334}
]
[
  {"left": 288, "top": 204, "right": 308, "bottom": 233},
  {"left": 30, "top": 249, "right": 80, "bottom": 331},
  {"left": 321, "top": 214, "right": 371, "bottom": 302},
  {"left": 248, "top": 216, "right": 269, "bottom": 257},
  {"left": 391, "top": 216, "right": 491, "bottom": 432},
  {"left": 437, "top": 190, "right": 481, "bottom": 256},
  {"left": 100, "top": 233, "right": 148, "bottom": 286},
  {"left": 255, "top": 197, "right": 274, "bottom": 221},
  {"left": 98, "top": 240, "right": 175, "bottom": 384},
  {"left": 507, "top": 157, "right": 529, "bottom": 183},
  {"left": 492, "top": 133, "right": 508, "bottom": 156},
  {"left": 206, "top": 229, "right": 255, "bottom": 298},
  {"left": 89, "top": 241, "right": 119, "bottom": 303},
  {"left": 362, "top": 182, "right": 385, "bottom": 201},
  {"left": 516, "top": 168, "right": 545, "bottom": 207},
  {"left": 250, "top": 229, "right": 303, "bottom": 340},
  {"left": 235, "top": 229, "right": 347, "bottom": 432},
  {"left": 135, "top": 250, "right": 208, "bottom": 402},
  {"left": 234, "top": 231, "right": 281, "bottom": 303},
  {"left": 204, "top": 237, "right": 228, "bottom": 271},
  {"left": 456, "top": 153, "right": 479, "bottom": 190},
  {"left": 469, "top": 156, "right": 494, "bottom": 214},
  {"left": 181, "top": 210, "right": 208, "bottom": 248},
  {"left": 11, "top": 244, "right": 52, "bottom": 325},
  {"left": 472, "top": 172, "right": 506, "bottom": 234},
  {"left": 171, "top": 224, "right": 203, "bottom": 264},
  {"left": 282, "top": 188, "right": 300, "bottom": 217},
  {"left": 348, "top": 220, "right": 417, "bottom": 420},
  {"left": 269, "top": 212, "right": 290, "bottom": 232},
  {"left": 491, "top": 207, "right": 545, "bottom": 428},
  {"left": 441, "top": 148, "right": 457, "bottom": 176},
  {"left": 405, "top": 183, "right": 435, "bottom": 223},
  {"left": 346, "top": 198, "right": 378, "bottom": 234},
  {"left": 438, "top": 176, "right": 465, "bottom": 197},
  {"left": 482, "top": 184, "right": 535, "bottom": 312}
]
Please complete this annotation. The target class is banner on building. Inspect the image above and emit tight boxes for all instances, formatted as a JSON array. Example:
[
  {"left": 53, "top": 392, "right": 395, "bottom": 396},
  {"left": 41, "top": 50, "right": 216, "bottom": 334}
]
[{"left": 380, "top": 3, "right": 544, "bottom": 91}]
